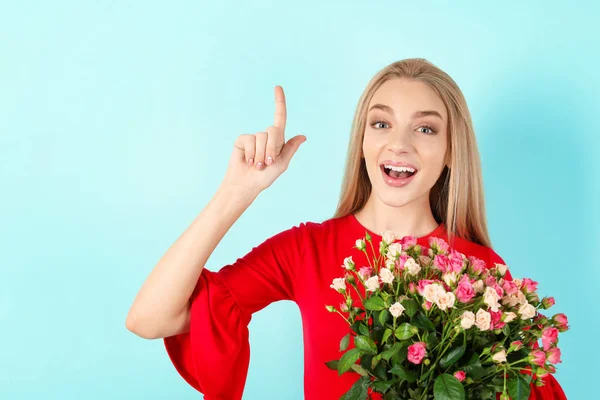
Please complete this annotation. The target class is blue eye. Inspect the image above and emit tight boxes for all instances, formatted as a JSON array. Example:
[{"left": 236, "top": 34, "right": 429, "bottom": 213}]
[
  {"left": 370, "top": 119, "right": 389, "bottom": 129},
  {"left": 418, "top": 125, "right": 437, "bottom": 135}
]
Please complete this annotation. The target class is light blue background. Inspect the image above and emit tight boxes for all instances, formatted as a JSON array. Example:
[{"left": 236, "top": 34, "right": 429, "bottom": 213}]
[{"left": 1, "top": 1, "right": 596, "bottom": 399}]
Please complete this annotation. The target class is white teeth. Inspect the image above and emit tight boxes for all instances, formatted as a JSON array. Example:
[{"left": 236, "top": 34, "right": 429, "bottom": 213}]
[{"left": 383, "top": 164, "right": 416, "bottom": 173}]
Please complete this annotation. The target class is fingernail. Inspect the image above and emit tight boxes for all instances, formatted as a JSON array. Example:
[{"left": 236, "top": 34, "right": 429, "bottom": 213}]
[
  {"left": 266, "top": 156, "right": 273, "bottom": 165},
  {"left": 248, "top": 158, "right": 254, "bottom": 165},
  {"left": 256, "top": 162, "right": 264, "bottom": 170}
]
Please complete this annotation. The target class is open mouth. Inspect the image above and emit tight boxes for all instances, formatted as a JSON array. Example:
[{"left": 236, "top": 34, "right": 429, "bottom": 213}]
[{"left": 380, "top": 164, "right": 418, "bottom": 179}]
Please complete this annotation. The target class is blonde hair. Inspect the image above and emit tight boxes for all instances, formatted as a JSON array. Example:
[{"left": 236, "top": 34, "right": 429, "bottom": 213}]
[{"left": 333, "top": 58, "right": 494, "bottom": 248}]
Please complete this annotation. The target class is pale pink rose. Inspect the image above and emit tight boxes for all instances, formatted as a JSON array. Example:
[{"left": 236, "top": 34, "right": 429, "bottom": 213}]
[
  {"left": 379, "top": 268, "right": 395, "bottom": 285},
  {"left": 330, "top": 278, "right": 346, "bottom": 292},
  {"left": 502, "top": 312, "right": 517, "bottom": 323},
  {"left": 429, "top": 237, "right": 449, "bottom": 253},
  {"left": 529, "top": 350, "right": 546, "bottom": 367},
  {"left": 389, "top": 302, "right": 406, "bottom": 318},
  {"left": 404, "top": 258, "right": 421, "bottom": 275},
  {"left": 423, "top": 283, "right": 445, "bottom": 303},
  {"left": 454, "top": 371, "right": 466, "bottom": 382},
  {"left": 433, "top": 254, "right": 450, "bottom": 273},
  {"left": 502, "top": 295, "right": 519, "bottom": 308},
  {"left": 456, "top": 278, "right": 476, "bottom": 303},
  {"left": 547, "top": 347, "right": 562, "bottom": 364},
  {"left": 513, "top": 278, "right": 522, "bottom": 288},
  {"left": 492, "top": 349, "right": 507, "bottom": 363},
  {"left": 483, "top": 286, "right": 501, "bottom": 312},
  {"left": 387, "top": 243, "right": 403, "bottom": 259},
  {"left": 342, "top": 256, "right": 355, "bottom": 271},
  {"left": 358, "top": 266, "right": 373, "bottom": 280},
  {"left": 494, "top": 263, "right": 508, "bottom": 277},
  {"left": 442, "top": 272, "right": 458, "bottom": 287},
  {"left": 460, "top": 311, "right": 475, "bottom": 329},
  {"left": 340, "top": 303, "right": 350, "bottom": 312},
  {"left": 542, "top": 327, "right": 559, "bottom": 351},
  {"left": 365, "top": 276, "right": 380, "bottom": 292},
  {"left": 417, "top": 279, "right": 436, "bottom": 295},
  {"left": 436, "top": 292, "right": 456, "bottom": 311},
  {"left": 399, "top": 235, "right": 417, "bottom": 249},
  {"left": 518, "top": 303, "right": 536, "bottom": 320},
  {"left": 521, "top": 278, "right": 538, "bottom": 294},
  {"left": 516, "top": 290, "right": 528, "bottom": 306},
  {"left": 474, "top": 309, "right": 491, "bottom": 331},
  {"left": 382, "top": 230, "right": 397, "bottom": 245},
  {"left": 385, "top": 259, "right": 395, "bottom": 270},
  {"left": 502, "top": 280, "right": 519, "bottom": 296},
  {"left": 407, "top": 342, "right": 427, "bottom": 364},
  {"left": 473, "top": 280, "right": 485, "bottom": 294},
  {"left": 355, "top": 239, "right": 366, "bottom": 250}
]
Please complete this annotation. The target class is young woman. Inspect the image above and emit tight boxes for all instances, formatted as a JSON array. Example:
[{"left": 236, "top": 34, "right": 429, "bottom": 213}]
[{"left": 126, "top": 58, "right": 567, "bottom": 399}]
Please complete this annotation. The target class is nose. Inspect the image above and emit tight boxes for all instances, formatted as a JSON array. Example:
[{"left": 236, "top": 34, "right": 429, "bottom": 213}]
[{"left": 386, "top": 127, "right": 414, "bottom": 154}]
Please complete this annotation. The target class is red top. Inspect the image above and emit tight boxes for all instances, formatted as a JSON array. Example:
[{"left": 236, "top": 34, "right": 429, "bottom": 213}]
[{"left": 163, "top": 214, "right": 567, "bottom": 399}]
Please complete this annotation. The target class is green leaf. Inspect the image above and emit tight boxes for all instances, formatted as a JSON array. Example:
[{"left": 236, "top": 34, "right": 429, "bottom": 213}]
[
  {"left": 380, "top": 342, "right": 403, "bottom": 361},
  {"left": 378, "top": 309, "right": 390, "bottom": 326},
  {"left": 401, "top": 298, "right": 418, "bottom": 318},
  {"left": 439, "top": 344, "right": 466, "bottom": 369},
  {"left": 433, "top": 373, "right": 465, "bottom": 400},
  {"left": 395, "top": 323, "right": 418, "bottom": 340},
  {"left": 389, "top": 364, "right": 416, "bottom": 382},
  {"left": 426, "top": 331, "right": 439, "bottom": 349},
  {"left": 324, "top": 360, "right": 338, "bottom": 370},
  {"left": 364, "top": 296, "right": 386, "bottom": 311},
  {"left": 359, "top": 323, "right": 370, "bottom": 336},
  {"left": 507, "top": 374, "right": 532, "bottom": 400},
  {"left": 340, "top": 333, "right": 351, "bottom": 352},
  {"left": 341, "top": 375, "right": 370, "bottom": 400},
  {"left": 355, "top": 335, "right": 378, "bottom": 355},
  {"left": 338, "top": 348, "right": 364, "bottom": 375},
  {"left": 372, "top": 380, "right": 394, "bottom": 393},
  {"left": 411, "top": 311, "right": 435, "bottom": 331},
  {"left": 381, "top": 328, "right": 393, "bottom": 344},
  {"left": 350, "top": 364, "right": 369, "bottom": 377}
]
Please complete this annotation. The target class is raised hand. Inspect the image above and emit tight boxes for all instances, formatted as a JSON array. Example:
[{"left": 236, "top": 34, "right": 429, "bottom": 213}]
[{"left": 221, "top": 85, "right": 306, "bottom": 195}]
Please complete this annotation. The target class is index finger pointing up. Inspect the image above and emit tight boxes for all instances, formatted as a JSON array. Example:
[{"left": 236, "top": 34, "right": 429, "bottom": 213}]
[{"left": 274, "top": 85, "right": 287, "bottom": 131}]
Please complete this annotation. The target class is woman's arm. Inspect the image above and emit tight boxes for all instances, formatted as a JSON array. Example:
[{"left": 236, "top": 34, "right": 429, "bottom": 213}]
[{"left": 125, "top": 183, "right": 258, "bottom": 339}]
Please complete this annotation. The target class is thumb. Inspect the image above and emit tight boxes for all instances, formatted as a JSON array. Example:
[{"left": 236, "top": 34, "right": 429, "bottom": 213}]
[{"left": 279, "top": 135, "right": 307, "bottom": 163}]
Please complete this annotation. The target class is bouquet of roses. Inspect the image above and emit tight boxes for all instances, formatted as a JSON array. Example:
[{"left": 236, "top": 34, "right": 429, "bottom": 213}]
[{"left": 325, "top": 230, "right": 569, "bottom": 400}]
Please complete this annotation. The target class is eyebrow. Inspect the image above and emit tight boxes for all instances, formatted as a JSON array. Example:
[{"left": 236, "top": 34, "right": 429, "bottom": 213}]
[{"left": 368, "top": 104, "right": 443, "bottom": 120}]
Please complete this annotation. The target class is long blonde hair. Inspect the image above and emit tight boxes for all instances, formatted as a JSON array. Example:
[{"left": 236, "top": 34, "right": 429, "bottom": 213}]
[{"left": 333, "top": 58, "right": 494, "bottom": 249}]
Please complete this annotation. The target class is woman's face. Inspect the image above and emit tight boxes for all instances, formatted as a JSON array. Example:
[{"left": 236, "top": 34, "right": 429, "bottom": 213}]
[{"left": 362, "top": 78, "right": 449, "bottom": 209}]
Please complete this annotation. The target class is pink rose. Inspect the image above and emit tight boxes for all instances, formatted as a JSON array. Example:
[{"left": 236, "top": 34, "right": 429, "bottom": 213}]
[
  {"left": 396, "top": 254, "right": 410, "bottom": 271},
  {"left": 484, "top": 275, "right": 497, "bottom": 287},
  {"left": 529, "top": 350, "right": 546, "bottom": 367},
  {"left": 502, "top": 280, "right": 519, "bottom": 296},
  {"left": 542, "top": 296, "right": 556, "bottom": 309},
  {"left": 510, "top": 340, "right": 523, "bottom": 351},
  {"left": 408, "top": 282, "right": 417, "bottom": 294},
  {"left": 433, "top": 254, "right": 450, "bottom": 274},
  {"left": 521, "top": 278, "right": 538, "bottom": 294},
  {"left": 358, "top": 266, "right": 373, "bottom": 281},
  {"left": 489, "top": 310, "right": 505, "bottom": 330},
  {"left": 407, "top": 342, "right": 427, "bottom": 365},
  {"left": 547, "top": 347, "right": 562, "bottom": 364},
  {"left": 399, "top": 235, "right": 417, "bottom": 249},
  {"left": 542, "top": 327, "right": 559, "bottom": 351},
  {"left": 468, "top": 256, "right": 486, "bottom": 275},
  {"left": 455, "top": 278, "right": 476, "bottom": 303},
  {"left": 448, "top": 250, "right": 466, "bottom": 273},
  {"left": 453, "top": 371, "right": 466, "bottom": 382},
  {"left": 552, "top": 313, "right": 569, "bottom": 331}
]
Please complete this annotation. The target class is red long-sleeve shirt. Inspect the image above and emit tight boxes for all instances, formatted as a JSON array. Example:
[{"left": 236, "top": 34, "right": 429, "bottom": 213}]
[{"left": 163, "top": 213, "right": 567, "bottom": 399}]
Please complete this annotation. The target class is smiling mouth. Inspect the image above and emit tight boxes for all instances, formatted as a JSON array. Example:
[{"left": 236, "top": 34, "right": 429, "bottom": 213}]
[{"left": 380, "top": 164, "right": 418, "bottom": 179}]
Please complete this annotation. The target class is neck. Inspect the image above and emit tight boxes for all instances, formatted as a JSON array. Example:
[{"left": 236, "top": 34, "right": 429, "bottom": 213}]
[{"left": 354, "top": 193, "right": 439, "bottom": 239}]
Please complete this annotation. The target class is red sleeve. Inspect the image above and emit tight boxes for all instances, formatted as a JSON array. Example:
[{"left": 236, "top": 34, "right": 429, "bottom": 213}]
[
  {"left": 488, "top": 249, "right": 568, "bottom": 399},
  {"left": 163, "top": 222, "right": 307, "bottom": 399}
]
